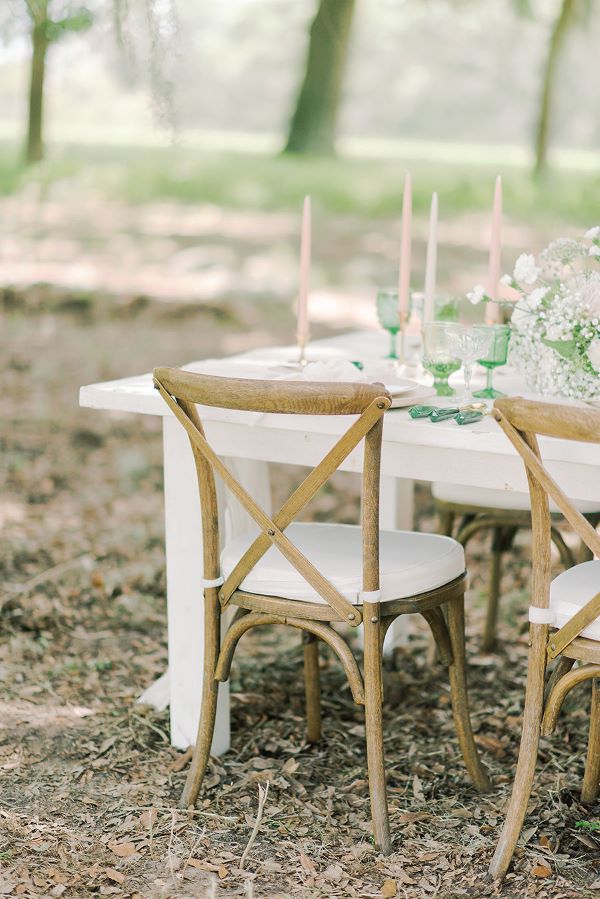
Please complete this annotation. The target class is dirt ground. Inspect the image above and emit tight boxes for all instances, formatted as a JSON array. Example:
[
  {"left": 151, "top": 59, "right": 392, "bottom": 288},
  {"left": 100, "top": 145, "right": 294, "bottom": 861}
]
[{"left": 2, "top": 288, "right": 600, "bottom": 899}]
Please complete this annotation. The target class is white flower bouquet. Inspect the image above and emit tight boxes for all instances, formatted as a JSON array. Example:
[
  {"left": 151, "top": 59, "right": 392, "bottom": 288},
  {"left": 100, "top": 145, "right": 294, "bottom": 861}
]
[{"left": 468, "top": 227, "right": 600, "bottom": 400}]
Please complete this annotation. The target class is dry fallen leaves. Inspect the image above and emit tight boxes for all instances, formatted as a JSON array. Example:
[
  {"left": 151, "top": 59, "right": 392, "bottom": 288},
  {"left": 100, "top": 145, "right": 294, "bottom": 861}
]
[
  {"left": 140, "top": 808, "right": 157, "bottom": 829},
  {"left": 108, "top": 841, "right": 136, "bottom": 857},
  {"left": 169, "top": 747, "right": 193, "bottom": 772},
  {"left": 531, "top": 863, "right": 552, "bottom": 878},
  {"left": 381, "top": 878, "right": 397, "bottom": 897},
  {"left": 104, "top": 868, "right": 125, "bottom": 884},
  {"left": 299, "top": 853, "right": 316, "bottom": 875},
  {"left": 3, "top": 295, "right": 598, "bottom": 899}
]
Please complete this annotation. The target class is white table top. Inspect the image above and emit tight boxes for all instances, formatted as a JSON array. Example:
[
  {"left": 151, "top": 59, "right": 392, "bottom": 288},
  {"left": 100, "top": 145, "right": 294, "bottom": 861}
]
[{"left": 79, "top": 330, "right": 600, "bottom": 502}]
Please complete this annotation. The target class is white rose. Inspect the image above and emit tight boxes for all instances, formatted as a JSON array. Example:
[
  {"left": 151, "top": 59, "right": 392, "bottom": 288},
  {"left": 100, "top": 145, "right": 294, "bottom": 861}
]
[
  {"left": 545, "top": 325, "right": 572, "bottom": 342},
  {"left": 510, "top": 305, "right": 529, "bottom": 329},
  {"left": 527, "top": 286, "right": 548, "bottom": 309},
  {"left": 513, "top": 253, "right": 540, "bottom": 285},
  {"left": 467, "top": 284, "right": 485, "bottom": 305},
  {"left": 580, "top": 274, "right": 600, "bottom": 318},
  {"left": 588, "top": 338, "right": 600, "bottom": 372},
  {"left": 585, "top": 226, "right": 600, "bottom": 240},
  {"left": 589, "top": 245, "right": 600, "bottom": 258}
]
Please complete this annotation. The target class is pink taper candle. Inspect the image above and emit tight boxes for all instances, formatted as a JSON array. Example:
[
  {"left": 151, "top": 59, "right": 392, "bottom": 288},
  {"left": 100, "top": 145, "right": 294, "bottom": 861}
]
[
  {"left": 423, "top": 191, "right": 438, "bottom": 323},
  {"left": 297, "top": 195, "right": 311, "bottom": 347},
  {"left": 486, "top": 175, "right": 502, "bottom": 324},
  {"left": 398, "top": 172, "right": 412, "bottom": 320}
]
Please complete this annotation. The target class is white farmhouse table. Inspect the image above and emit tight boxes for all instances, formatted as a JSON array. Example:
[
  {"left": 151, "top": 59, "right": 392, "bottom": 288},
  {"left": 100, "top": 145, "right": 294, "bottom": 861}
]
[{"left": 79, "top": 330, "right": 600, "bottom": 753}]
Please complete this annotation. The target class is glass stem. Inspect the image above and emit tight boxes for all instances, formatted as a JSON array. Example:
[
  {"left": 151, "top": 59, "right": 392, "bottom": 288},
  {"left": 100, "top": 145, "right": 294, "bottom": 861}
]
[
  {"left": 389, "top": 328, "right": 398, "bottom": 359},
  {"left": 463, "top": 362, "right": 472, "bottom": 401},
  {"left": 486, "top": 367, "right": 493, "bottom": 393}
]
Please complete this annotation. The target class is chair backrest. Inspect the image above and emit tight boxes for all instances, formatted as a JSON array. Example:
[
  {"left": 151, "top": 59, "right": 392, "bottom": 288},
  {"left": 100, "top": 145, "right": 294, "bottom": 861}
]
[
  {"left": 493, "top": 396, "right": 600, "bottom": 655},
  {"left": 153, "top": 366, "right": 392, "bottom": 627}
]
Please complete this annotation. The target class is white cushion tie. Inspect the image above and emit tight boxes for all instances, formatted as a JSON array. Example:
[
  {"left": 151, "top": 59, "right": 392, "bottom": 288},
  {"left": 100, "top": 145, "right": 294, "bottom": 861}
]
[
  {"left": 202, "top": 575, "right": 224, "bottom": 589},
  {"left": 528, "top": 606, "right": 556, "bottom": 625},
  {"left": 358, "top": 589, "right": 382, "bottom": 603}
]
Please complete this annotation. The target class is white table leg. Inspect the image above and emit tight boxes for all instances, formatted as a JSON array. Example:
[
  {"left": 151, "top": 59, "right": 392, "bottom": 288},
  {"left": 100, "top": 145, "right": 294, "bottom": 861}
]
[
  {"left": 380, "top": 476, "right": 415, "bottom": 652},
  {"left": 162, "top": 416, "right": 271, "bottom": 750}
]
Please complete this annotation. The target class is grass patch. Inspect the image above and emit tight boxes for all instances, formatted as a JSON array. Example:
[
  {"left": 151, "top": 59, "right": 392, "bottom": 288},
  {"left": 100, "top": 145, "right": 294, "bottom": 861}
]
[{"left": 0, "top": 138, "right": 598, "bottom": 226}]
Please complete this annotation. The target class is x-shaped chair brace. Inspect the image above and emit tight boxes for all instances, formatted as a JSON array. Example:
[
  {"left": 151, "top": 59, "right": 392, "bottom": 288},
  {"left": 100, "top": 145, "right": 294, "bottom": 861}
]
[{"left": 154, "top": 375, "right": 391, "bottom": 627}]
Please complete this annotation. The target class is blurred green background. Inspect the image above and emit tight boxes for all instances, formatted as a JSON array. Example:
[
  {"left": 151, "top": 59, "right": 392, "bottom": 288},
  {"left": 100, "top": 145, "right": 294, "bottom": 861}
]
[{"left": 0, "top": 0, "right": 599, "bottom": 339}]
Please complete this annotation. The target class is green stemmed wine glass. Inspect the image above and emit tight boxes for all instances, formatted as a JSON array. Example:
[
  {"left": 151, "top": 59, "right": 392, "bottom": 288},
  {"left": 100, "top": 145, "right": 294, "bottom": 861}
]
[
  {"left": 422, "top": 322, "right": 462, "bottom": 397},
  {"left": 472, "top": 324, "right": 511, "bottom": 399},
  {"left": 448, "top": 325, "right": 493, "bottom": 403},
  {"left": 376, "top": 288, "right": 401, "bottom": 360}
]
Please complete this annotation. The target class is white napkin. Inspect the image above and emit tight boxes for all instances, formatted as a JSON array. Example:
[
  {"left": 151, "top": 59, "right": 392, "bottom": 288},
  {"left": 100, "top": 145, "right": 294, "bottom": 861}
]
[{"left": 290, "top": 358, "right": 400, "bottom": 385}]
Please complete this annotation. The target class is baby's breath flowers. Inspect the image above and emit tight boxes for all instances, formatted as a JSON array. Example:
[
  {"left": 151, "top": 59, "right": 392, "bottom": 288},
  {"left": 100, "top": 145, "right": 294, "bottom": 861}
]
[{"left": 468, "top": 228, "right": 600, "bottom": 399}]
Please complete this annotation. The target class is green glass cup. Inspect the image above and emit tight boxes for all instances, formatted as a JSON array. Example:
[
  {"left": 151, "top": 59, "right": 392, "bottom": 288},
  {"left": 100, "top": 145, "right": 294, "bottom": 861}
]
[
  {"left": 376, "top": 288, "right": 402, "bottom": 359},
  {"left": 422, "top": 322, "right": 461, "bottom": 397},
  {"left": 472, "top": 324, "right": 511, "bottom": 399}
]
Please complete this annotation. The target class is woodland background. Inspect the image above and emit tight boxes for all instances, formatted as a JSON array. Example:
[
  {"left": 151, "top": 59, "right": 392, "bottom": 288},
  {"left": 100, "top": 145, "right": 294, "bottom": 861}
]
[{"left": 1, "top": 1, "right": 600, "bottom": 897}]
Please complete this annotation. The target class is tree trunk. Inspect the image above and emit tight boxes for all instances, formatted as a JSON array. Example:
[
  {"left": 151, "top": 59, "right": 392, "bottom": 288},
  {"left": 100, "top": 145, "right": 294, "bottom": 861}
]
[
  {"left": 283, "top": 0, "right": 356, "bottom": 155},
  {"left": 534, "top": 0, "right": 575, "bottom": 176},
  {"left": 26, "top": 18, "right": 49, "bottom": 164}
]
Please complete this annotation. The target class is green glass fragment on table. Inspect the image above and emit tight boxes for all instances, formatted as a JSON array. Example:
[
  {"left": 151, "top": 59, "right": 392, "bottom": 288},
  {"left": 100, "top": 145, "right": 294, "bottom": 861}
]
[
  {"left": 430, "top": 407, "right": 460, "bottom": 422},
  {"left": 455, "top": 410, "right": 484, "bottom": 425},
  {"left": 409, "top": 405, "right": 437, "bottom": 418}
]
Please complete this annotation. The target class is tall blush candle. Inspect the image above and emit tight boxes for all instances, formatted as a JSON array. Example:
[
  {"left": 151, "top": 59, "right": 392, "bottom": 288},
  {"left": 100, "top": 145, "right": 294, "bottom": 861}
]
[
  {"left": 297, "top": 195, "right": 311, "bottom": 346},
  {"left": 398, "top": 172, "right": 412, "bottom": 320},
  {"left": 486, "top": 175, "right": 502, "bottom": 324},
  {"left": 423, "top": 191, "right": 438, "bottom": 323}
]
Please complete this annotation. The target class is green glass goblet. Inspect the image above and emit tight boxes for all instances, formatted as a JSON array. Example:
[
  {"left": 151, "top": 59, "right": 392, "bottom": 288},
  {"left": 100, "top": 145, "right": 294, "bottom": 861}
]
[
  {"left": 376, "top": 288, "right": 402, "bottom": 360},
  {"left": 422, "top": 322, "right": 462, "bottom": 397},
  {"left": 472, "top": 324, "right": 511, "bottom": 399}
]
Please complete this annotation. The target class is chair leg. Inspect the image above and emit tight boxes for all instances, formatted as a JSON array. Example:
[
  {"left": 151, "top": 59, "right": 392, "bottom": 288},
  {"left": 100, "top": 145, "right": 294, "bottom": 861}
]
[
  {"left": 363, "top": 603, "right": 392, "bottom": 855},
  {"left": 303, "top": 632, "right": 321, "bottom": 743},
  {"left": 180, "top": 591, "right": 221, "bottom": 808},
  {"left": 439, "top": 508, "right": 456, "bottom": 538},
  {"left": 482, "top": 527, "right": 503, "bottom": 652},
  {"left": 446, "top": 596, "right": 490, "bottom": 791},
  {"left": 582, "top": 678, "right": 600, "bottom": 805},
  {"left": 550, "top": 525, "right": 576, "bottom": 570},
  {"left": 488, "top": 624, "right": 548, "bottom": 881},
  {"left": 544, "top": 655, "right": 574, "bottom": 703},
  {"left": 578, "top": 514, "right": 599, "bottom": 564},
  {"left": 427, "top": 510, "right": 455, "bottom": 665},
  {"left": 579, "top": 542, "right": 595, "bottom": 564}
]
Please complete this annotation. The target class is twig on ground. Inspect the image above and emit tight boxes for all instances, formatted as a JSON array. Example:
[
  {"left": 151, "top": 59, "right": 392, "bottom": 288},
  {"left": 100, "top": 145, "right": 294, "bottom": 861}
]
[
  {"left": 239, "top": 781, "right": 269, "bottom": 871},
  {"left": 181, "top": 826, "right": 206, "bottom": 875},
  {"left": 2, "top": 554, "right": 93, "bottom": 599},
  {"left": 167, "top": 808, "right": 177, "bottom": 880}
]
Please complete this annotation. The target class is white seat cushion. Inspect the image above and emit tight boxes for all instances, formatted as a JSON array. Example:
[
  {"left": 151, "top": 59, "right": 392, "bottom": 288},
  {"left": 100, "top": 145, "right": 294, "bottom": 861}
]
[
  {"left": 220, "top": 522, "right": 465, "bottom": 604},
  {"left": 432, "top": 482, "right": 600, "bottom": 515},
  {"left": 550, "top": 560, "right": 600, "bottom": 641}
]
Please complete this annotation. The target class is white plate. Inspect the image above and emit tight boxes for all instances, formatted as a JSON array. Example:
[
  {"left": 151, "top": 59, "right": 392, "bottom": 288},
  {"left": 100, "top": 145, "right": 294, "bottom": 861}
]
[{"left": 389, "top": 385, "right": 436, "bottom": 408}]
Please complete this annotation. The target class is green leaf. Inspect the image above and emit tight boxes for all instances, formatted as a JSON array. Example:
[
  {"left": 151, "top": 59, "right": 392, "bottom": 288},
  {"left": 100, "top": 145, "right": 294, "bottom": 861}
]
[
  {"left": 541, "top": 337, "right": 579, "bottom": 361},
  {"left": 511, "top": 0, "right": 534, "bottom": 18},
  {"left": 46, "top": 8, "right": 93, "bottom": 41}
]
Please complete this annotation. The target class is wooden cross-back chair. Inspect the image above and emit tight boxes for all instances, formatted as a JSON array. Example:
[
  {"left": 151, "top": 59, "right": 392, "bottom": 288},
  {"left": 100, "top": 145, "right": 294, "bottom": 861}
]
[
  {"left": 153, "top": 366, "right": 489, "bottom": 854},
  {"left": 433, "top": 485, "right": 600, "bottom": 652},
  {"left": 488, "top": 397, "right": 600, "bottom": 880}
]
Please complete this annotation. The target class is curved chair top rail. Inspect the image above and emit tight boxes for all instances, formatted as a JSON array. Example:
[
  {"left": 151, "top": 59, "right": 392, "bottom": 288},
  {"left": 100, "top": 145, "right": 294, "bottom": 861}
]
[
  {"left": 153, "top": 366, "right": 390, "bottom": 416},
  {"left": 494, "top": 396, "right": 600, "bottom": 444}
]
